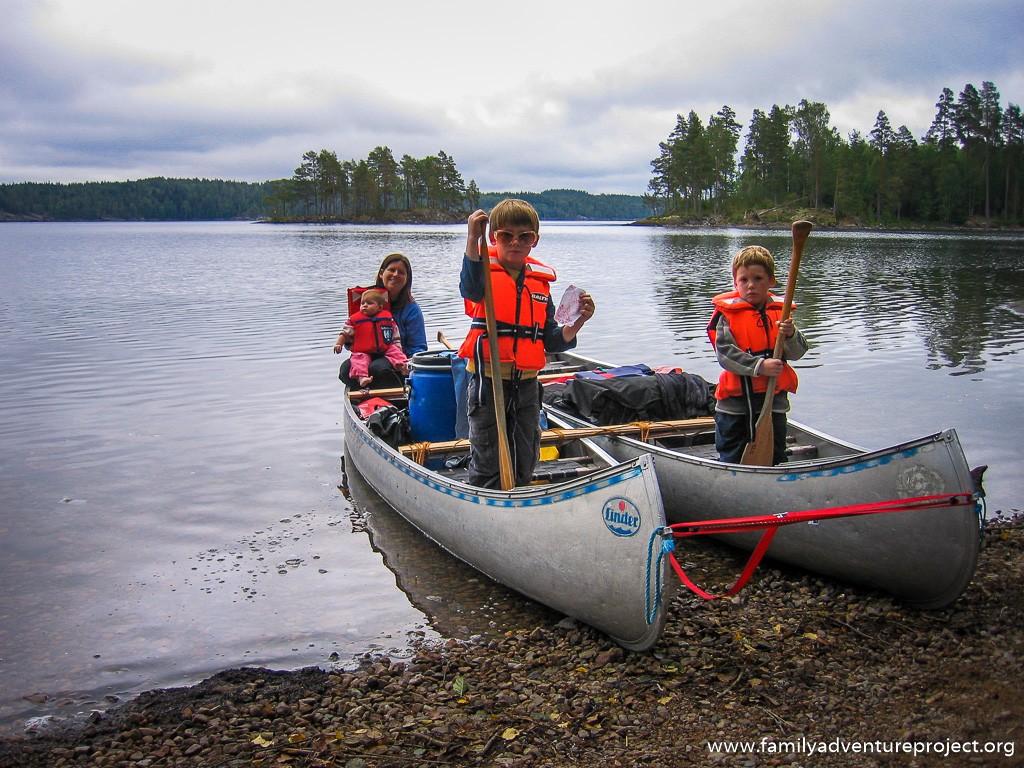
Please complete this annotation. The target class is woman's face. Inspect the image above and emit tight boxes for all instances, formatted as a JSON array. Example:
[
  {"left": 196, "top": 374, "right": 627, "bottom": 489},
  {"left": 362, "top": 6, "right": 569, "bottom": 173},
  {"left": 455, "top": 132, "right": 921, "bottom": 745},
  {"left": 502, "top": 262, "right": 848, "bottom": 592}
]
[{"left": 380, "top": 260, "right": 408, "bottom": 298}]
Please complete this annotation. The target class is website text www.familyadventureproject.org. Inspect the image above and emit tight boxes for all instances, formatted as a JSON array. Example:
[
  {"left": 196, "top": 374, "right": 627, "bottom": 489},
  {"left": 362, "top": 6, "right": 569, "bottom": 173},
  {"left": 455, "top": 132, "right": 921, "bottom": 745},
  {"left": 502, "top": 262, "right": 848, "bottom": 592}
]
[{"left": 706, "top": 737, "right": 1016, "bottom": 759}]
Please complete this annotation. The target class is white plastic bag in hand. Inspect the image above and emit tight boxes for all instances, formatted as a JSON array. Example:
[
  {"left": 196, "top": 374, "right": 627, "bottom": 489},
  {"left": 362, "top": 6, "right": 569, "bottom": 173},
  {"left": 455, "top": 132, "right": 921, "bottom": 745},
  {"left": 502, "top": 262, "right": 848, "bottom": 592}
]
[{"left": 555, "top": 285, "right": 584, "bottom": 325}]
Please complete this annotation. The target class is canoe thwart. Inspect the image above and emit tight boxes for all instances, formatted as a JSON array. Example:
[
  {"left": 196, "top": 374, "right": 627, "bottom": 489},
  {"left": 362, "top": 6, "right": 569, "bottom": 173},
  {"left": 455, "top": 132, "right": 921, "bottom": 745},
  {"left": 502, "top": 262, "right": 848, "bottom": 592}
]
[
  {"left": 440, "top": 456, "right": 598, "bottom": 485},
  {"left": 398, "top": 417, "right": 716, "bottom": 461},
  {"left": 349, "top": 386, "right": 407, "bottom": 401}
]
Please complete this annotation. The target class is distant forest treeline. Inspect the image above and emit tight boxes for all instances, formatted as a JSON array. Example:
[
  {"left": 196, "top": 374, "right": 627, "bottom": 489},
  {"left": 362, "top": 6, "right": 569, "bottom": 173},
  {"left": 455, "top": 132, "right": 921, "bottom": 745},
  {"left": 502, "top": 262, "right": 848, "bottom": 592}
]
[
  {"left": 478, "top": 190, "right": 648, "bottom": 221},
  {"left": 0, "top": 176, "right": 646, "bottom": 223},
  {"left": 265, "top": 150, "right": 643, "bottom": 221},
  {"left": 0, "top": 178, "right": 273, "bottom": 221},
  {"left": 0, "top": 146, "right": 648, "bottom": 221},
  {"left": 650, "top": 80, "right": 1023, "bottom": 225}
]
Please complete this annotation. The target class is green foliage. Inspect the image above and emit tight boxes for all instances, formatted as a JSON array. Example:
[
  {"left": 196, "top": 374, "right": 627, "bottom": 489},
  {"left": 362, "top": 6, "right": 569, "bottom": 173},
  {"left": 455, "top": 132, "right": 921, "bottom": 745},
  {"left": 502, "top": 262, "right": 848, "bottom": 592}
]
[
  {"left": 452, "top": 676, "right": 467, "bottom": 696},
  {"left": 270, "top": 147, "right": 470, "bottom": 220},
  {"left": 477, "top": 189, "right": 647, "bottom": 221},
  {"left": 651, "top": 80, "right": 1024, "bottom": 226}
]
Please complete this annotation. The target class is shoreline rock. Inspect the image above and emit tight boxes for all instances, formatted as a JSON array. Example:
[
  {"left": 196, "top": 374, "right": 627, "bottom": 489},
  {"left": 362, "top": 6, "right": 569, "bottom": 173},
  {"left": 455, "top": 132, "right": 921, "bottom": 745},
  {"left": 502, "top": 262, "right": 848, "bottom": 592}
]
[{"left": 2, "top": 516, "right": 1021, "bottom": 767}]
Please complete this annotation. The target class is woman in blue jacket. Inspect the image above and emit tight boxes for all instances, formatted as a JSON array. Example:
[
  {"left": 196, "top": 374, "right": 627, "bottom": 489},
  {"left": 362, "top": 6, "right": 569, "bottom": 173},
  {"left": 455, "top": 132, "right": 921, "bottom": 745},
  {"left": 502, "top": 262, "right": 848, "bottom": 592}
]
[{"left": 338, "top": 253, "right": 427, "bottom": 389}]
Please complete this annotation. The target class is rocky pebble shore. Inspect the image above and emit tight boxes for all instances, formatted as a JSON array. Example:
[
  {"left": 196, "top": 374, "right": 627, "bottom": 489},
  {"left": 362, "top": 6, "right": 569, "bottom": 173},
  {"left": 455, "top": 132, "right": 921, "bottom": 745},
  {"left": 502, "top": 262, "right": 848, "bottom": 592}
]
[{"left": 2, "top": 515, "right": 1021, "bottom": 768}]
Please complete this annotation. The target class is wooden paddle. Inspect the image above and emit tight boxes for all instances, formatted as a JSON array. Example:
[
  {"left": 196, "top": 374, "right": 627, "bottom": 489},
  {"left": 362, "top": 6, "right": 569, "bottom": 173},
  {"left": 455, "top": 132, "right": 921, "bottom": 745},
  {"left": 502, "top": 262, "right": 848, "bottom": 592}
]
[
  {"left": 477, "top": 231, "right": 516, "bottom": 490},
  {"left": 740, "top": 220, "right": 813, "bottom": 466}
]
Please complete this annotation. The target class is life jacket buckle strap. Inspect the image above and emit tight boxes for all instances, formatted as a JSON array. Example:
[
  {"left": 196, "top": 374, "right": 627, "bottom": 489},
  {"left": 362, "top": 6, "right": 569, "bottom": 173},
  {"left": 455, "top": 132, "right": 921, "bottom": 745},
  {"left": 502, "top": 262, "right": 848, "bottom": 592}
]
[{"left": 471, "top": 318, "right": 541, "bottom": 342}]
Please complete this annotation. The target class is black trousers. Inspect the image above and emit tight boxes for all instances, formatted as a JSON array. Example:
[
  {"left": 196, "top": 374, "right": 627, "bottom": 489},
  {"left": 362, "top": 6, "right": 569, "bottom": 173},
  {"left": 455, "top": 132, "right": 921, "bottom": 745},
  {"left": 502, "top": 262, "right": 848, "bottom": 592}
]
[
  {"left": 715, "top": 407, "right": 789, "bottom": 465},
  {"left": 338, "top": 355, "right": 404, "bottom": 390},
  {"left": 466, "top": 375, "right": 542, "bottom": 489}
]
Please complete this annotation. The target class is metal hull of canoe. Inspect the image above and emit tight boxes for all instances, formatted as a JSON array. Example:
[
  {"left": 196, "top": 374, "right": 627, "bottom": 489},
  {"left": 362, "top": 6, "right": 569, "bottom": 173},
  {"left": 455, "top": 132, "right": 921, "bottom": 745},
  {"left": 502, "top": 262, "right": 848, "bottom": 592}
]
[
  {"left": 342, "top": 398, "right": 673, "bottom": 651},
  {"left": 543, "top": 356, "right": 981, "bottom": 609},
  {"left": 649, "top": 429, "right": 977, "bottom": 608}
]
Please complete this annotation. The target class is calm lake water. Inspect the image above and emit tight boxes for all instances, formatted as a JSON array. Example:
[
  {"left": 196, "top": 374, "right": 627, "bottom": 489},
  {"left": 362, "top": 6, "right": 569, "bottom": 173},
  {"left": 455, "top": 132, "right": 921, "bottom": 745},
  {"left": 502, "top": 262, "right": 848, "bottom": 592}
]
[{"left": 2, "top": 221, "right": 1022, "bottom": 731}]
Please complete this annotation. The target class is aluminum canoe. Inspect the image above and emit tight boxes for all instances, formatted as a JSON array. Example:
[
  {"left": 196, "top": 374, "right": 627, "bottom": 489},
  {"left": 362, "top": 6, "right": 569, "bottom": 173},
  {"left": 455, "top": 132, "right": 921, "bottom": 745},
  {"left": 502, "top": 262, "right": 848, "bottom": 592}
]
[
  {"left": 341, "top": 390, "right": 674, "bottom": 651},
  {"left": 541, "top": 352, "right": 984, "bottom": 609}
]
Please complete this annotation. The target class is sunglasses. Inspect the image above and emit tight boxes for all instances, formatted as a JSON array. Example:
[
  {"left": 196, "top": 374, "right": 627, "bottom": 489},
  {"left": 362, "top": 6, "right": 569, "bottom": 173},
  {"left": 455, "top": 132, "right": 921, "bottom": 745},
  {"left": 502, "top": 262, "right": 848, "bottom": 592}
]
[{"left": 493, "top": 230, "right": 538, "bottom": 246}]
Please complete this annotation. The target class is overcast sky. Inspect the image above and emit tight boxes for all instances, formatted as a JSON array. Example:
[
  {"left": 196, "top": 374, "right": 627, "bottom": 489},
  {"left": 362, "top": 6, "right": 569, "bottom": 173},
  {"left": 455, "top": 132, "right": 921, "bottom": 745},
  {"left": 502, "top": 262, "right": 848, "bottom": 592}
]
[{"left": 2, "top": 0, "right": 1022, "bottom": 195}]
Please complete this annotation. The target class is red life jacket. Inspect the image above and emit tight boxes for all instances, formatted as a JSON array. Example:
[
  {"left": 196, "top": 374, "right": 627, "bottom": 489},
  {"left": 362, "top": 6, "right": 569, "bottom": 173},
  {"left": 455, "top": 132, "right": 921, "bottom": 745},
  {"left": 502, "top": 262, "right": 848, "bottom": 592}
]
[
  {"left": 349, "top": 310, "right": 399, "bottom": 354},
  {"left": 457, "top": 249, "right": 556, "bottom": 372},
  {"left": 707, "top": 291, "right": 799, "bottom": 399}
]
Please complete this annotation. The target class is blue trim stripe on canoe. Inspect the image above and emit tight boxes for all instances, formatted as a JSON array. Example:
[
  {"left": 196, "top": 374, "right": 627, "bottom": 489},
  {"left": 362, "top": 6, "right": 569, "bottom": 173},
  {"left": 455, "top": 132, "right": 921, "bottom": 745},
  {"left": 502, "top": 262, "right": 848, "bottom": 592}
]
[
  {"left": 352, "top": 418, "right": 645, "bottom": 508},
  {"left": 775, "top": 444, "right": 931, "bottom": 482}
]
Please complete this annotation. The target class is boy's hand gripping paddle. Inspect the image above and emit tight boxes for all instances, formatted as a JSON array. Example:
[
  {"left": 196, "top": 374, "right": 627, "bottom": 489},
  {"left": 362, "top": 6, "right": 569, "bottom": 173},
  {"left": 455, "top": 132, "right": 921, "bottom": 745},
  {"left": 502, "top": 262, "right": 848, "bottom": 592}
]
[{"left": 740, "top": 220, "right": 813, "bottom": 466}]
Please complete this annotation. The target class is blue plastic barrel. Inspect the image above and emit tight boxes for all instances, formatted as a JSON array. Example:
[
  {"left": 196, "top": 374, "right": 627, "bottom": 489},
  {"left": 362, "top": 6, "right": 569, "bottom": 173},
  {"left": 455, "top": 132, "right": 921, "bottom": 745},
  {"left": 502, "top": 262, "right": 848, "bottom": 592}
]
[
  {"left": 451, "top": 354, "right": 470, "bottom": 439},
  {"left": 408, "top": 350, "right": 458, "bottom": 442}
]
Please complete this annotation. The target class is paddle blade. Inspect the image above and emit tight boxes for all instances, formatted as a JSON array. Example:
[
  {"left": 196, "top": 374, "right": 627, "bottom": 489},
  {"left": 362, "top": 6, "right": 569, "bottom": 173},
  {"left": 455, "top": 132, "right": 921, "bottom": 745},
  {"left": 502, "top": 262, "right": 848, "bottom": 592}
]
[{"left": 740, "top": 413, "right": 775, "bottom": 466}]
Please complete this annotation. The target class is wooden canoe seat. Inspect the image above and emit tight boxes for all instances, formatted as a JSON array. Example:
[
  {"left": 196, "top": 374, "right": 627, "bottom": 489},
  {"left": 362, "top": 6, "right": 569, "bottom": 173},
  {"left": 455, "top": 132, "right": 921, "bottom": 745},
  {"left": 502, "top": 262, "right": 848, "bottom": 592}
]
[
  {"left": 530, "top": 456, "right": 596, "bottom": 484},
  {"left": 439, "top": 456, "right": 596, "bottom": 486},
  {"left": 541, "top": 362, "right": 586, "bottom": 373},
  {"left": 787, "top": 444, "right": 819, "bottom": 459}
]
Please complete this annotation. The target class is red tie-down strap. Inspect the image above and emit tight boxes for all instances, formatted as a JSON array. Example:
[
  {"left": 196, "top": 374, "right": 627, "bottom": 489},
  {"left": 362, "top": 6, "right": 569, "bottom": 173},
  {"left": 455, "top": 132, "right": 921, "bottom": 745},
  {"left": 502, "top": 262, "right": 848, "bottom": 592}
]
[{"left": 667, "top": 493, "right": 976, "bottom": 600}]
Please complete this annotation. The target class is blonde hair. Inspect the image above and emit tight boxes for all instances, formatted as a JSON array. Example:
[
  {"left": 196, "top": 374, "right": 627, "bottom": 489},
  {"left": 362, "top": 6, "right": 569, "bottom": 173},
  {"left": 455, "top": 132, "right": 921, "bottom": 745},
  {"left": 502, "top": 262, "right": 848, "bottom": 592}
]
[
  {"left": 359, "top": 288, "right": 388, "bottom": 307},
  {"left": 731, "top": 245, "right": 775, "bottom": 279},
  {"left": 490, "top": 199, "right": 540, "bottom": 233}
]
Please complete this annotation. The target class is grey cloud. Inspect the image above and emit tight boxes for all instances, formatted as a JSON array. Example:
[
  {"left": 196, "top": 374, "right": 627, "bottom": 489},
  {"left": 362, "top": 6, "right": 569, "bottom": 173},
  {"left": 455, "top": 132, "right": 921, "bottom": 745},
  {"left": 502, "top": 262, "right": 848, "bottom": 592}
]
[
  {"left": 1, "top": 1, "right": 449, "bottom": 180},
  {"left": 558, "top": 0, "right": 1023, "bottom": 125}
]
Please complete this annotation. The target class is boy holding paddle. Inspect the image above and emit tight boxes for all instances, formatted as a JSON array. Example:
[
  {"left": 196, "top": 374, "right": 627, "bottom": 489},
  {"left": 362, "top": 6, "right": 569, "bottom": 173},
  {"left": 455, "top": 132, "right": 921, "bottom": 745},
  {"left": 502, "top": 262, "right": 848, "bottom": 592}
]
[
  {"left": 458, "top": 199, "right": 595, "bottom": 489},
  {"left": 707, "top": 244, "right": 809, "bottom": 465}
]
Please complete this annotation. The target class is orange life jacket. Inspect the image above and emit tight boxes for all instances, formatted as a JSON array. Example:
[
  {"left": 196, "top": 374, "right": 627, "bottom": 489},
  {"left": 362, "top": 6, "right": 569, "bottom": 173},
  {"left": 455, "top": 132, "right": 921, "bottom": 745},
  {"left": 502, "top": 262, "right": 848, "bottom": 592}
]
[
  {"left": 707, "top": 291, "right": 799, "bottom": 399},
  {"left": 458, "top": 250, "right": 556, "bottom": 372},
  {"left": 349, "top": 310, "right": 399, "bottom": 354}
]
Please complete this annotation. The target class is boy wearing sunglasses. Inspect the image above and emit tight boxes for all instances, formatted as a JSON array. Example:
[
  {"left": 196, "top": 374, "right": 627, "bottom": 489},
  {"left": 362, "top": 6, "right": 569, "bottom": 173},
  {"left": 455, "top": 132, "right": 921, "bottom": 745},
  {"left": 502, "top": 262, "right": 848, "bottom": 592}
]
[{"left": 457, "top": 199, "right": 595, "bottom": 488}]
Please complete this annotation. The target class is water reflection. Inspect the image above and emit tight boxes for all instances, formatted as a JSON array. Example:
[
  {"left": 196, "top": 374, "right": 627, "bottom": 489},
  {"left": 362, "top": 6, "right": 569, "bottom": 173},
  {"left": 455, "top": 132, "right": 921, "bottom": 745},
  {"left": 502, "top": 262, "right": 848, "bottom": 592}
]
[
  {"left": 642, "top": 229, "right": 1024, "bottom": 379},
  {"left": 343, "top": 464, "right": 561, "bottom": 640}
]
